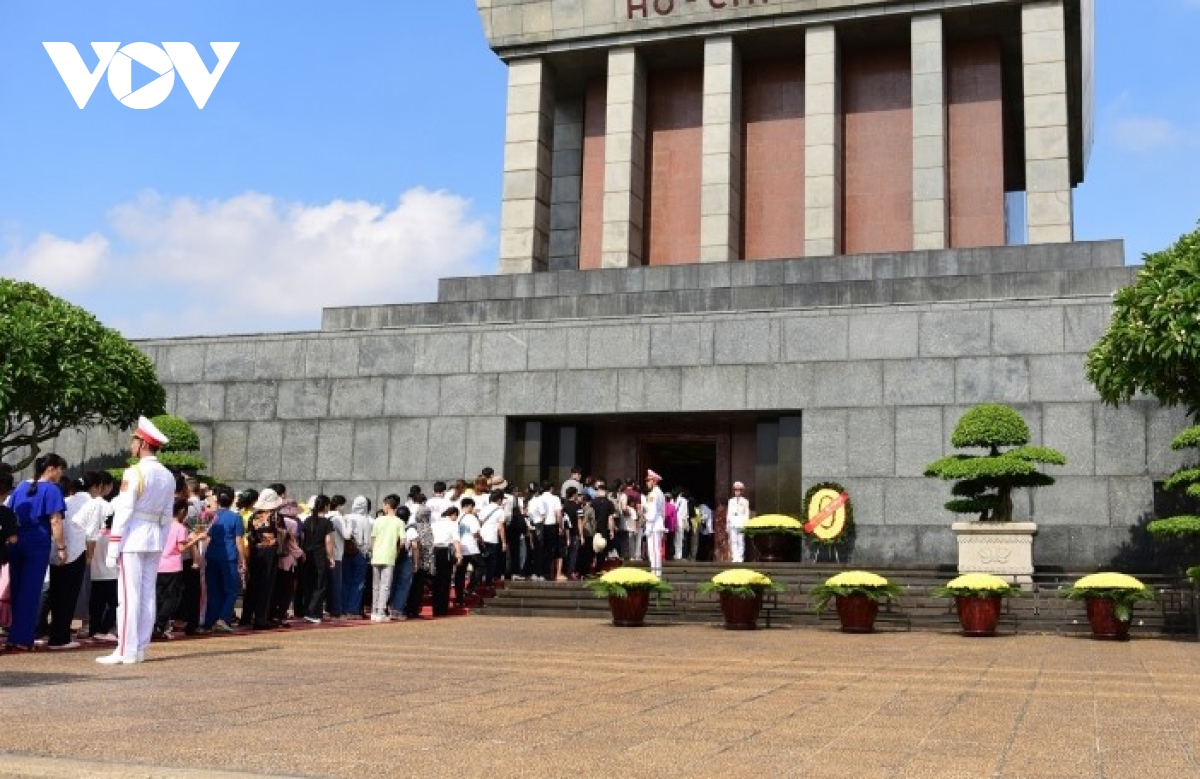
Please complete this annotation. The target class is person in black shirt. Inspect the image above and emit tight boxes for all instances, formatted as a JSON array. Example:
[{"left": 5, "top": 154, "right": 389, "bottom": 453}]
[
  {"left": 301, "top": 495, "right": 336, "bottom": 623},
  {"left": 244, "top": 489, "right": 285, "bottom": 630}
]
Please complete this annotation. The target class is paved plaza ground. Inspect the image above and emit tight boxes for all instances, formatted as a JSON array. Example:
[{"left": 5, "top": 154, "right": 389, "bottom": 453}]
[{"left": 1, "top": 616, "right": 1198, "bottom": 778}]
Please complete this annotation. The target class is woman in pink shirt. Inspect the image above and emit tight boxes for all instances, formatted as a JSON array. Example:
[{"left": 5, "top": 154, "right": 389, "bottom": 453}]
[{"left": 153, "top": 499, "right": 193, "bottom": 640}]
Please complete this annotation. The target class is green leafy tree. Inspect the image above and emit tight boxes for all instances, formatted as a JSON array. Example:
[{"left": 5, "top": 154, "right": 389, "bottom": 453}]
[
  {"left": 0, "top": 280, "right": 165, "bottom": 470},
  {"left": 924, "top": 404, "right": 1066, "bottom": 522},
  {"left": 1086, "top": 222, "right": 1200, "bottom": 417}
]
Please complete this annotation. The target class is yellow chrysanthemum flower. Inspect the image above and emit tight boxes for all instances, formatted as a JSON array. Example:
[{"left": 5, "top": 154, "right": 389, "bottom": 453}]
[
  {"left": 711, "top": 569, "right": 773, "bottom": 587},
  {"left": 826, "top": 570, "right": 889, "bottom": 588},
  {"left": 944, "top": 573, "right": 1012, "bottom": 591},
  {"left": 743, "top": 514, "right": 804, "bottom": 530},
  {"left": 599, "top": 568, "right": 662, "bottom": 586},
  {"left": 1073, "top": 572, "right": 1146, "bottom": 590}
]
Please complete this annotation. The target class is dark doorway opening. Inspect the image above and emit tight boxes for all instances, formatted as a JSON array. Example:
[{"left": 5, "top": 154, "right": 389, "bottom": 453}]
[{"left": 640, "top": 438, "right": 718, "bottom": 508}]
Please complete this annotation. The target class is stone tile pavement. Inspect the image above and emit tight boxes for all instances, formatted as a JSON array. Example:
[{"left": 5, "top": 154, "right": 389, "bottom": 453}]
[{"left": 1, "top": 617, "right": 1198, "bottom": 778}]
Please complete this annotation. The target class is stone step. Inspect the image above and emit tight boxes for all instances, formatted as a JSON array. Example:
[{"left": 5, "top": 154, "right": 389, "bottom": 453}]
[
  {"left": 479, "top": 563, "right": 1197, "bottom": 635},
  {"left": 436, "top": 241, "right": 1127, "bottom": 304},
  {"left": 323, "top": 266, "right": 1135, "bottom": 331}
]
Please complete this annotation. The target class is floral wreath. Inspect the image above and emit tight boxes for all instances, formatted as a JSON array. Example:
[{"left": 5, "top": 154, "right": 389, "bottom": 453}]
[{"left": 803, "top": 481, "right": 854, "bottom": 548}]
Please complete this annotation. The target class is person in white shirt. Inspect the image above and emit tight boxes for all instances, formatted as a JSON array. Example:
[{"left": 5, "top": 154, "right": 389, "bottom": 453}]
[
  {"left": 478, "top": 488, "right": 506, "bottom": 587},
  {"left": 672, "top": 490, "right": 690, "bottom": 561},
  {"left": 454, "top": 499, "right": 483, "bottom": 607},
  {"left": 430, "top": 505, "right": 462, "bottom": 616},
  {"left": 726, "top": 481, "right": 752, "bottom": 563},
  {"left": 642, "top": 470, "right": 666, "bottom": 577},
  {"left": 426, "top": 482, "right": 453, "bottom": 524},
  {"left": 340, "top": 496, "right": 372, "bottom": 618},
  {"left": 534, "top": 483, "right": 563, "bottom": 581}
]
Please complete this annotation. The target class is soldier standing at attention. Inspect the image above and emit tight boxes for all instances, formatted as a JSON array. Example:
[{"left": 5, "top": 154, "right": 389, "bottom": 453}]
[
  {"left": 726, "top": 481, "right": 751, "bottom": 564},
  {"left": 96, "top": 416, "right": 176, "bottom": 665}
]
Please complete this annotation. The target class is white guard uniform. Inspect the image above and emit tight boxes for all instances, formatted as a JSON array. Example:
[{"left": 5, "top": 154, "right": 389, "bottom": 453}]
[
  {"left": 727, "top": 496, "right": 751, "bottom": 563},
  {"left": 643, "top": 486, "right": 665, "bottom": 577},
  {"left": 107, "top": 455, "right": 175, "bottom": 661}
]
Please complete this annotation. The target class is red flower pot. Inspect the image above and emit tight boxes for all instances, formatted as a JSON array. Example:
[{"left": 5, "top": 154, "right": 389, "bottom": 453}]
[
  {"left": 955, "top": 595, "right": 1002, "bottom": 637},
  {"left": 835, "top": 594, "right": 879, "bottom": 633},
  {"left": 749, "top": 532, "right": 797, "bottom": 562},
  {"left": 608, "top": 590, "right": 650, "bottom": 627},
  {"left": 1085, "top": 597, "right": 1131, "bottom": 641},
  {"left": 719, "top": 592, "right": 763, "bottom": 630}
]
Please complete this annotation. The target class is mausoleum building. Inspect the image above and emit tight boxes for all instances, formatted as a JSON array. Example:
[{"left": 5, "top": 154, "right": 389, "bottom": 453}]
[{"left": 62, "top": 0, "right": 1186, "bottom": 569}]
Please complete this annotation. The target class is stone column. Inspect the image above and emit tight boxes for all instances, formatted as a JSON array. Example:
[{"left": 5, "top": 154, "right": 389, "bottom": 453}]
[
  {"left": 911, "top": 13, "right": 947, "bottom": 250},
  {"left": 700, "top": 37, "right": 742, "bottom": 262},
  {"left": 601, "top": 47, "right": 647, "bottom": 268},
  {"left": 804, "top": 25, "right": 841, "bottom": 258},
  {"left": 499, "top": 57, "right": 554, "bottom": 275},
  {"left": 548, "top": 99, "right": 584, "bottom": 271},
  {"left": 1022, "top": 0, "right": 1073, "bottom": 243}
]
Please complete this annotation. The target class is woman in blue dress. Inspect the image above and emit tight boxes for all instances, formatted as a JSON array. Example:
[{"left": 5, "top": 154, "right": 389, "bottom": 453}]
[{"left": 6, "top": 453, "right": 68, "bottom": 652}]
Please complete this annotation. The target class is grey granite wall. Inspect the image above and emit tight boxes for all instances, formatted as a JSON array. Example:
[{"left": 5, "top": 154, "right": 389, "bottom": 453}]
[
  {"left": 86, "top": 296, "right": 1180, "bottom": 570},
  {"left": 46, "top": 242, "right": 1183, "bottom": 570}
]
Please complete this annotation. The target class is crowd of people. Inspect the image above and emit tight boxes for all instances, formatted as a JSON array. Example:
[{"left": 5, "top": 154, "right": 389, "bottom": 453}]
[{"left": 2, "top": 435, "right": 755, "bottom": 655}]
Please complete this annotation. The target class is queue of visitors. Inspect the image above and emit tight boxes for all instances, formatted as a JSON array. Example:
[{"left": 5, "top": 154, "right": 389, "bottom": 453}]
[{"left": 2, "top": 443, "right": 746, "bottom": 655}]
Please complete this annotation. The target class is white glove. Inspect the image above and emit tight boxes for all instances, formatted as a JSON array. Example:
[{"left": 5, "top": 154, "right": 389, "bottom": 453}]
[{"left": 105, "top": 543, "right": 120, "bottom": 570}]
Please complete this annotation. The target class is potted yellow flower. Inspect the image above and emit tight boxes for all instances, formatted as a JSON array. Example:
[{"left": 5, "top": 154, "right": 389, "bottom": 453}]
[
  {"left": 586, "top": 567, "right": 672, "bottom": 627},
  {"left": 810, "top": 571, "right": 903, "bottom": 633},
  {"left": 741, "top": 514, "right": 804, "bottom": 562},
  {"left": 932, "top": 573, "right": 1020, "bottom": 637},
  {"left": 1065, "top": 572, "right": 1156, "bottom": 641},
  {"left": 697, "top": 569, "right": 784, "bottom": 630}
]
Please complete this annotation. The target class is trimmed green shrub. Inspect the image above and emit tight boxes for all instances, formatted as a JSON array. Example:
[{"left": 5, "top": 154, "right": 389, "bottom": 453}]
[{"left": 925, "top": 404, "right": 1066, "bottom": 522}]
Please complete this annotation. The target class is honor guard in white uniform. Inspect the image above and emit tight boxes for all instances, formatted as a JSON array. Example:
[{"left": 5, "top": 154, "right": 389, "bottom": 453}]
[
  {"left": 642, "top": 470, "right": 666, "bottom": 578},
  {"left": 726, "top": 481, "right": 751, "bottom": 563},
  {"left": 97, "top": 416, "right": 176, "bottom": 665}
]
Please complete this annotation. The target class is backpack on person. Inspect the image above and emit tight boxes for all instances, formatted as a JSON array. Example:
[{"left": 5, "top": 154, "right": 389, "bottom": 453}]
[{"left": 343, "top": 517, "right": 360, "bottom": 558}]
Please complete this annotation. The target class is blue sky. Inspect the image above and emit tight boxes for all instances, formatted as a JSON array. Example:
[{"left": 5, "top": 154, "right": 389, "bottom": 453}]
[{"left": 0, "top": 1, "right": 1197, "bottom": 337}]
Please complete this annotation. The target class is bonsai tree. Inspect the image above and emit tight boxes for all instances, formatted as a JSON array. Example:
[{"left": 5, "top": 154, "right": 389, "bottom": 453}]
[
  {"left": 924, "top": 404, "right": 1066, "bottom": 522},
  {"left": 1144, "top": 424, "right": 1200, "bottom": 566},
  {"left": 0, "top": 280, "right": 165, "bottom": 469}
]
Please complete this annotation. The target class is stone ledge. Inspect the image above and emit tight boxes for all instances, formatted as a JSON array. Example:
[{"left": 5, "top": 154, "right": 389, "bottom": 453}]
[
  {"left": 437, "top": 241, "right": 1125, "bottom": 303},
  {"left": 323, "top": 263, "right": 1134, "bottom": 332}
]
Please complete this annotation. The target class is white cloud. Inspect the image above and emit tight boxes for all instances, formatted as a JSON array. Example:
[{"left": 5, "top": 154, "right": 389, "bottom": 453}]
[
  {"left": 1109, "top": 115, "right": 1187, "bottom": 153},
  {"left": 3, "top": 232, "right": 110, "bottom": 290},
  {"left": 1, "top": 188, "right": 492, "bottom": 337}
]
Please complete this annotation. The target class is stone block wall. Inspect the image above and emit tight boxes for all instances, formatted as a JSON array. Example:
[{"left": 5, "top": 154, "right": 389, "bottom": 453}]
[{"left": 65, "top": 257, "right": 1175, "bottom": 571}]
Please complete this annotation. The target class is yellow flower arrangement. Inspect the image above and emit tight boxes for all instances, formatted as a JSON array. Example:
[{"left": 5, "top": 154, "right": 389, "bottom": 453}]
[
  {"left": 1072, "top": 572, "right": 1146, "bottom": 590},
  {"left": 711, "top": 569, "right": 774, "bottom": 588},
  {"left": 600, "top": 568, "right": 662, "bottom": 587},
  {"left": 933, "top": 573, "right": 1020, "bottom": 599},
  {"left": 741, "top": 514, "right": 805, "bottom": 537},
  {"left": 1066, "top": 571, "right": 1155, "bottom": 622},
  {"left": 810, "top": 570, "right": 902, "bottom": 613},
  {"left": 825, "top": 571, "right": 890, "bottom": 588},
  {"left": 587, "top": 566, "right": 672, "bottom": 598},
  {"left": 698, "top": 568, "right": 783, "bottom": 598}
]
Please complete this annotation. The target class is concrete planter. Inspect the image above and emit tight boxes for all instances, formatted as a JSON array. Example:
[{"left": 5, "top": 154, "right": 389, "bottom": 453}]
[{"left": 952, "top": 521, "right": 1037, "bottom": 587}]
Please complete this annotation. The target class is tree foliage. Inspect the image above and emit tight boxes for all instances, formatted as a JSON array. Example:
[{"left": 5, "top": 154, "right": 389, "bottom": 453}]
[
  {"left": 1147, "top": 424, "right": 1200, "bottom": 544},
  {"left": 0, "top": 280, "right": 165, "bottom": 470},
  {"left": 1086, "top": 222, "right": 1200, "bottom": 417},
  {"left": 925, "top": 404, "right": 1066, "bottom": 522}
]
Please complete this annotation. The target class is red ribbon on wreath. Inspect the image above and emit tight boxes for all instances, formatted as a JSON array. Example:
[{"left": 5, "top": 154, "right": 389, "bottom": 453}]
[{"left": 803, "top": 491, "right": 849, "bottom": 534}]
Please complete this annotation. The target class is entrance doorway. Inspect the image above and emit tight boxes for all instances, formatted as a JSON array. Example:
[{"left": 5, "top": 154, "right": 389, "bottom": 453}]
[{"left": 638, "top": 436, "right": 723, "bottom": 508}]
